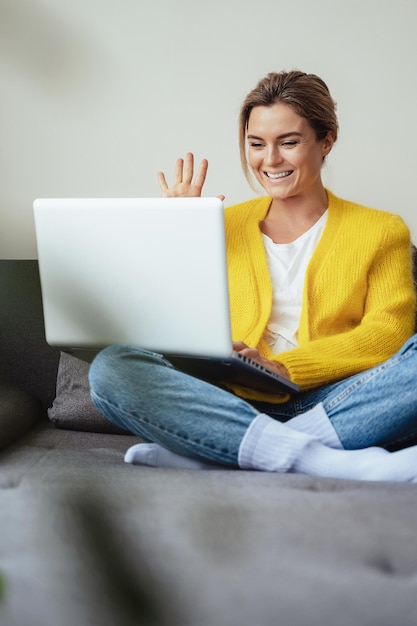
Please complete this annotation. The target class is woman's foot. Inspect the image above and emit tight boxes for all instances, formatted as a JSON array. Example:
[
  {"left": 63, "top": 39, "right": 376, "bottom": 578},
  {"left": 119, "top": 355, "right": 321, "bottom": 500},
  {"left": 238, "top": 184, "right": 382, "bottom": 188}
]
[{"left": 124, "top": 443, "right": 226, "bottom": 470}]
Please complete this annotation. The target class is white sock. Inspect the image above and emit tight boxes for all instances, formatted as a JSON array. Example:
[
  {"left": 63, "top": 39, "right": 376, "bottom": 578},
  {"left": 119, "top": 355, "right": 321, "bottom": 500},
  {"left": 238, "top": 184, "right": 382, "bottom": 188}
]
[
  {"left": 239, "top": 414, "right": 417, "bottom": 483},
  {"left": 286, "top": 403, "right": 343, "bottom": 449},
  {"left": 124, "top": 443, "right": 226, "bottom": 470}
]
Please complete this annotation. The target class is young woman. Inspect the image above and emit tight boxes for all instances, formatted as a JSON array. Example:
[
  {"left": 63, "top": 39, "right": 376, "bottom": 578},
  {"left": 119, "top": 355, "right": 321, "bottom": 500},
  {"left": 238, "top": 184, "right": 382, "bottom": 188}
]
[{"left": 89, "top": 70, "right": 417, "bottom": 482}]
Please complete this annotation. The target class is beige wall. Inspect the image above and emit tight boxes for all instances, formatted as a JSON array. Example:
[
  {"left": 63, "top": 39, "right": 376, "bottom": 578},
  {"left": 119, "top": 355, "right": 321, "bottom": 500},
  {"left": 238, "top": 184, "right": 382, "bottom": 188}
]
[{"left": 1, "top": 0, "right": 417, "bottom": 258}]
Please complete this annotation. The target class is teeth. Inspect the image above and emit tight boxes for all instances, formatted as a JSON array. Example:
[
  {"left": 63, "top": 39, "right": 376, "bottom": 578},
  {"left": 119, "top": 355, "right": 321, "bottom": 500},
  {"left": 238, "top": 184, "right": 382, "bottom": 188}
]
[{"left": 266, "top": 171, "right": 291, "bottom": 179}]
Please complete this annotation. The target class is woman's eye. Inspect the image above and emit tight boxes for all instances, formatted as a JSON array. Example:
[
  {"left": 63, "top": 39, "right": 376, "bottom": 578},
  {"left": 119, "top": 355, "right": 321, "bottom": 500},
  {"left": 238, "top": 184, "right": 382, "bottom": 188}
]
[
  {"left": 249, "top": 142, "right": 264, "bottom": 148},
  {"left": 281, "top": 140, "right": 298, "bottom": 147}
]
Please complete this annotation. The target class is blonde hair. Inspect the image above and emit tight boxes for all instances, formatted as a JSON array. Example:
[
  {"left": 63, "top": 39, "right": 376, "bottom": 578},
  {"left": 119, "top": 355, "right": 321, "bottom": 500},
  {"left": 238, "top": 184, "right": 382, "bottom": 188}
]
[{"left": 239, "top": 70, "right": 338, "bottom": 186}]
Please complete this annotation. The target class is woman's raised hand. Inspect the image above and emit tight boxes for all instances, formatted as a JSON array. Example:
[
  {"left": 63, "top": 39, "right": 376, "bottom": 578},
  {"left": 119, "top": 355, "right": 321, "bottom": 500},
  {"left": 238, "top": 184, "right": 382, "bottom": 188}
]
[{"left": 158, "top": 152, "right": 225, "bottom": 200}]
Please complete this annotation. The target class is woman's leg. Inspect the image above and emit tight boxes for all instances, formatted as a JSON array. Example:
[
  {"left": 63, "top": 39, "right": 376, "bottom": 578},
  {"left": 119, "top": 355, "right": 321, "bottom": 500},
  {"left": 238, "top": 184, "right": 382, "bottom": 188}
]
[
  {"left": 89, "top": 342, "right": 417, "bottom": 480},
  {"left": 89, "top": 344, "right": 259, "bottom": 467},
  {"left": 317, "top": 334, "right": 417, "bottom": 450},
  {"left": 239, "top": 336, "right": 417, "bottom": 480},
  {"left": 252, "top": 334, "right": 417, "bottom": 451}
]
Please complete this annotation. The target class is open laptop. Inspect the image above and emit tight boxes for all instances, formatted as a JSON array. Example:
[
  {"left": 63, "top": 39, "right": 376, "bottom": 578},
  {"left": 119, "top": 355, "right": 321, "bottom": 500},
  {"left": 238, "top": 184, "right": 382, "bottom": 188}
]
[{"left": 33, "top": 197, "right": 299, "bottom": 395}]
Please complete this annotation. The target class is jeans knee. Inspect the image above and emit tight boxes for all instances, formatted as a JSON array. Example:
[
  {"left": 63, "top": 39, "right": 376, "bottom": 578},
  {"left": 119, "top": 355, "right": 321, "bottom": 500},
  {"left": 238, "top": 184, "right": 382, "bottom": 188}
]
[
  {"left": 88, "top": 344, "right": 131, "bottom": 395},
  {"left": 88, "top": 344, "right": 168, "bottom": 397}
]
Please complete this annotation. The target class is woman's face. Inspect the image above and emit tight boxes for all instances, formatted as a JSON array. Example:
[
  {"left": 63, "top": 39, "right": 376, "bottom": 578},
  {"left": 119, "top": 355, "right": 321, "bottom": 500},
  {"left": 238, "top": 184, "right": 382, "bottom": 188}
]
[{"left": 246, "top": 103, "right": 333, "bottom": 201}]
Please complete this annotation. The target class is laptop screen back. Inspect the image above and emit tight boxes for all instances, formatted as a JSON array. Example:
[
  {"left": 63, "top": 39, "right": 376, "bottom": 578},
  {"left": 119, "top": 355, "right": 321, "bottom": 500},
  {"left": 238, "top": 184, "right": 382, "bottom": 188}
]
[{"left": 33, "top": 197, "right": 233, "bottom": 356}]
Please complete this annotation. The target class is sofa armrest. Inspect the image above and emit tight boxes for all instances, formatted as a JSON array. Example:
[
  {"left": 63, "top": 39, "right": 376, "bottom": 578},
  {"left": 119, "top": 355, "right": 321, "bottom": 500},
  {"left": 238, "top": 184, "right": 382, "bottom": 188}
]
[{"left": 0, "top": 260, "right": 60, "bottom": 411}]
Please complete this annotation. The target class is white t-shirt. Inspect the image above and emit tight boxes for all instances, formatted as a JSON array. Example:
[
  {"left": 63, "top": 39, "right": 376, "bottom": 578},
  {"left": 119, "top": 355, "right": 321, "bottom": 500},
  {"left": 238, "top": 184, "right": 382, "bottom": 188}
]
[{"left": 262, "top": 211, "right": 328, "bottom": 354}]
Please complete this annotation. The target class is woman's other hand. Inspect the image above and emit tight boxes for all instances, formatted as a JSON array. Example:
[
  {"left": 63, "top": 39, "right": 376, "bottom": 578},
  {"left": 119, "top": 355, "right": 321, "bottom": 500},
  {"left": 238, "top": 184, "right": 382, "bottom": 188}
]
[
  {"left": 158, "top": 152, "right": 225, "bottom": 200},
  {"left": 233, "top": 341, "right": 291, "bottom": 380}
]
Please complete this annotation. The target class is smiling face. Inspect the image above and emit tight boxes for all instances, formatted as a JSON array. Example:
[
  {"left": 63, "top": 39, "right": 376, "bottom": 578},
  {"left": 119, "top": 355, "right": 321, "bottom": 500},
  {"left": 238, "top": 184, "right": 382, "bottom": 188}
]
[{"left": 246, "top": 103, "right": 334, "bottom": 203}]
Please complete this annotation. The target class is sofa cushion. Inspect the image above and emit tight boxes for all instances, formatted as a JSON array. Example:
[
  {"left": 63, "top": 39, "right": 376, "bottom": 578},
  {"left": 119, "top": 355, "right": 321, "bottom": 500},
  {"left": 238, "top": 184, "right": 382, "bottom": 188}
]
[
  {"left": 0, "top": 383, "right": 44, "bottom": 450},
  {"left": 48, "top": 352, "right": 130, "bottom": 435},
  {"left": 0, "top": 430, "right": 416, "bottom": 626}
]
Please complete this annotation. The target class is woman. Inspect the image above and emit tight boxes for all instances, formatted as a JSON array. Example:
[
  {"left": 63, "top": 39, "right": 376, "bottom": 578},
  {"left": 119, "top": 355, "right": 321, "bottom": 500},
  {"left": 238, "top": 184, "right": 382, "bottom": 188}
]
[{"left": 89, "top": 70, "right": 417, "bottom": 481}]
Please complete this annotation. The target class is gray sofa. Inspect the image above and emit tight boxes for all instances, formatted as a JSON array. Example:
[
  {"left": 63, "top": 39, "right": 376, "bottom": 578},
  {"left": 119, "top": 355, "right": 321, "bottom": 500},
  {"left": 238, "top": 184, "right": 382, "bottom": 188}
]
[{"left": 1, "top": 259, "right": 417, "bottom": 626}]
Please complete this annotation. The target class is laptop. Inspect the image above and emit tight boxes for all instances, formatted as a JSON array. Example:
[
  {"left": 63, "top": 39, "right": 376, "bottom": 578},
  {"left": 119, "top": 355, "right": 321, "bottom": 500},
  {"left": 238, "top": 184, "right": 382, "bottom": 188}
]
[{"left": 33, "top": 197, "right": 299, "bottom": 395}]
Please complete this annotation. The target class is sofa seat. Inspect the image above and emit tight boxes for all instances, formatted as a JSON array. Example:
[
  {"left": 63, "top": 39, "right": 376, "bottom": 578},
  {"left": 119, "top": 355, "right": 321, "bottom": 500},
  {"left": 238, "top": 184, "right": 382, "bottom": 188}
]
[{"left": 1, "top": 422, "right": 417, "bottom": 626}]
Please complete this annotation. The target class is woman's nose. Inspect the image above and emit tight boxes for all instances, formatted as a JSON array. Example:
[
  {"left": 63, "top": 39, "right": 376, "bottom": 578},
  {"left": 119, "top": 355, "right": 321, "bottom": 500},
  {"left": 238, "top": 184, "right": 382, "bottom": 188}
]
[{"left": 264, "top": 145, "right": 284, "bottom": 166}]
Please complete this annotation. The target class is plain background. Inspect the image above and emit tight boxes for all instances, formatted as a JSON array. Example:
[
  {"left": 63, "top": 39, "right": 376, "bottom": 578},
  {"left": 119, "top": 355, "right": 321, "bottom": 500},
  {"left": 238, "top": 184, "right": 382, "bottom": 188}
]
[{"left": 1, "top": 0, "right": 417, "bottom": 258}]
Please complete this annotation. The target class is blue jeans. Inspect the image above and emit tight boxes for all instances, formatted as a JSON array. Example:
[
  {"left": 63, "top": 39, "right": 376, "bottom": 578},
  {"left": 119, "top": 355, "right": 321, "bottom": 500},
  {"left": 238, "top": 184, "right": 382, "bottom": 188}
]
[{"left": 89, "top": 335, "right": 417, "bottom": 467}]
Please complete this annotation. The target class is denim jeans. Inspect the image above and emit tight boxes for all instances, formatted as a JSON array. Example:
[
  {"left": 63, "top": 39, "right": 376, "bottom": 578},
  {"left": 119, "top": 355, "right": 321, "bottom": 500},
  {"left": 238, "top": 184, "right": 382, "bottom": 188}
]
[{"left": 89, "top": 334, "right": 417, "bottom": 467}]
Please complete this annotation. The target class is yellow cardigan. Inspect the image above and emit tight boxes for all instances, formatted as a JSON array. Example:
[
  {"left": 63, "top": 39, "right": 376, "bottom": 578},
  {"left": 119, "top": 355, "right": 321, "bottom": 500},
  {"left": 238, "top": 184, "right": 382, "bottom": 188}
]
[{"left": 224, "top": 190, "right": 416, "bottom": 402}]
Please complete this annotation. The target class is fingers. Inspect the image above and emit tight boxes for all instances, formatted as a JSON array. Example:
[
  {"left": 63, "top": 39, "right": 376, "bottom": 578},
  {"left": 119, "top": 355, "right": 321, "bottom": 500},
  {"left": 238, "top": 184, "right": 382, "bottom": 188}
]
[
  {"left": 233, "top": 341, "right": 250, "bottom": 352},
  {"left": 157, "top": 152, "right": 223, "bottom": 199},
  {"left": 233, "top": 341, "right": 291, "bottom": 380},
  {"left": 158, "top": 171, "right": 168, "bottom": 193},
  {"left": 178, "top": 152, "right": 206, "bottom": 189},
  {"left": 193, "top": 158, "right": 208, "bottom": 192},
  {"left": 182, "top": 152, "right": 195, "bottom": 184},
  {"left": 172, "top": 152, "right": 194, "bottom": 185},
  {"left": 174, "top": 155, "right": 186, "bottom": 185}
]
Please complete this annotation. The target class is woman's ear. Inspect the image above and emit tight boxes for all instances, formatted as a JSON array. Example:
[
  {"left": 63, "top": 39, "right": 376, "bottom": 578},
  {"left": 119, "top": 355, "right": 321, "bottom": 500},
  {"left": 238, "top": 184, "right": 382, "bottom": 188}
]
[{"left": 322, "top": 131, "right": 335, "bottom": 157}]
